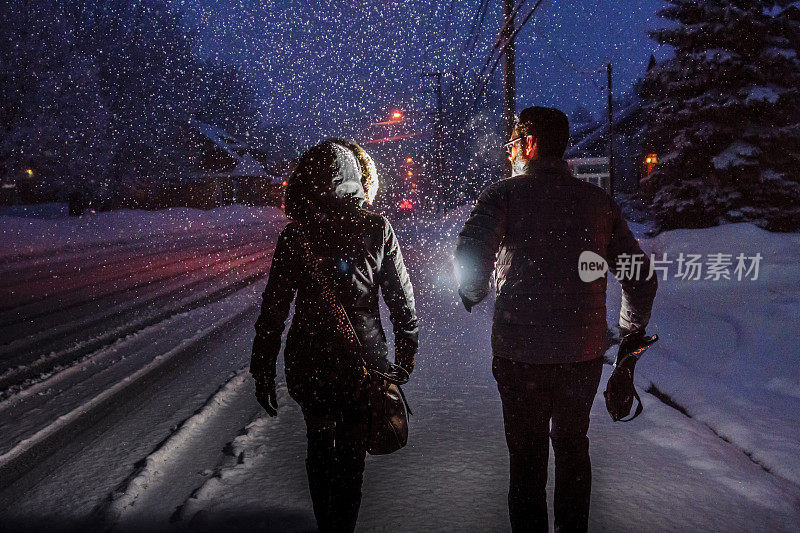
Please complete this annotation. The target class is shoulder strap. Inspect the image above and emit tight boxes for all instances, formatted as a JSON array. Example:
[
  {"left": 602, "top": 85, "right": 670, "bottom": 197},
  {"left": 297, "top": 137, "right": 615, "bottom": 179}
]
[{"left": 294, "top": 225, "right": 363, "bottom": 350}]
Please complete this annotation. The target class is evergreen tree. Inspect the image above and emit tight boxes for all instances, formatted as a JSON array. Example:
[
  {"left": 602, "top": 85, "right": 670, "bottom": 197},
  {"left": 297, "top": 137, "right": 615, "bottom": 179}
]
[{"left": 641, "top": 0, "right": 800, "bottom": 231}]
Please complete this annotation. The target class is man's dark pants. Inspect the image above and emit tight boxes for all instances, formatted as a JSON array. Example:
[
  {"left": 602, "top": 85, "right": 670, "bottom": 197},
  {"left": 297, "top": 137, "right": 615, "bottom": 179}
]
[{"left": 493, "top": 355, "right": 604, "bottom": 533}]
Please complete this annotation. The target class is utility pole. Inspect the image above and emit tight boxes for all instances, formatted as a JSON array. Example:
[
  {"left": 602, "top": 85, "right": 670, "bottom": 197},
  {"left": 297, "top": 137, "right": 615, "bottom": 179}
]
[
  {"left": 422, "top": 71, "right": 445, "bottom": 212},
  {"left": 607, "top": 62, "right": 615, "bottom": 199},
  {"left": 503, "top": 0, "right": 516, "bottom": 137}
]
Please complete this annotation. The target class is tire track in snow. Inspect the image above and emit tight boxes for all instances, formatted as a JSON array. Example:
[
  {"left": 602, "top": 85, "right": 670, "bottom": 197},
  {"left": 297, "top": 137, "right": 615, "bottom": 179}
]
[
  {"left": 0, "top": 282, "right": 257, "bottom": 409},
  {"left": 0, "top": 239, "right": 263, "bottom": 318},
  {"left": 96, "top": 368, "right": 253, "bottom": 530},
  {"left": 0, "top": 255, "right": 267, "bottom": 391},
  {"left": 0, "top": 249, "right": 267, "bottom": 352},
  {"left": 0, "top": 304, "right": 202, "bottom": 405},
  {"left": 0, "top": 302, "right": 258, "bottom": 490},
  {"left": 0, "top": 220, "right": 266, "bottom": 267},
  {"left": 0, "top": 229, "right": 244, "bottom": 294}
]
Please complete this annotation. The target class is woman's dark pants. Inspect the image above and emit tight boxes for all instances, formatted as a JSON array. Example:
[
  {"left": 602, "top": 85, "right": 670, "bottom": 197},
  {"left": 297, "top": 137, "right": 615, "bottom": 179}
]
[
  {"left": 493, "top": 356, "right": 604, "bottom": 533},
  {"left": 303, "top": 411, "right": 369, "bottom": 533}
]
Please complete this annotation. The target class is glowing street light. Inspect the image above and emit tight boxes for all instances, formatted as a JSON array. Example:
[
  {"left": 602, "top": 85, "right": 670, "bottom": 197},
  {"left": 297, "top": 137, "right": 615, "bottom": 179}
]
[{"left": 370, "top": 110, "right": 406, "bottom": 126}]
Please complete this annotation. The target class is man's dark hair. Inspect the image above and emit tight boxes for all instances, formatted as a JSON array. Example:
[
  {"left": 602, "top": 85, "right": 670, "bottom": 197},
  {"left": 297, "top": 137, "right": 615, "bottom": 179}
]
[{"left": 516, "top": 106, "right": 570, "bottom": 158}]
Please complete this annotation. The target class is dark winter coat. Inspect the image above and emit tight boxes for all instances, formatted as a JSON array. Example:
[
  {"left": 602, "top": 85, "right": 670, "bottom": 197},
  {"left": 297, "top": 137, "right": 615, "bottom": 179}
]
[
  {"left": 454, "top": 157, "right": 657, "bottom": 365},
  {"left": 250, "top": 141, "right": 418, "bottom": 419}
]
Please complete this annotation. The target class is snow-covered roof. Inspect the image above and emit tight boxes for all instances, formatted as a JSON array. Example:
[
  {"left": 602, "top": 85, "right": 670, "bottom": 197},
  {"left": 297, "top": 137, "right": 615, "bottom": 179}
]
[
  {"left": 565, "top": 100, "right": 642, "bottom": 158},
  {"left": 189, "top": 118, "right": 276, "bottom": 179},
  {"left": 188, "top": 117, "right": 245, "bottom": 159},
  {"left": 230, "top": 153, "right": 265, "bottom": 177}
]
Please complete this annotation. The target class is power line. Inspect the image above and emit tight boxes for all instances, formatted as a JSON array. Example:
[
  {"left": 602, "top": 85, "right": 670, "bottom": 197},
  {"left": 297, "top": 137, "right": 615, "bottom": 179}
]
[
  {"left": 472, "top": 0, "right": 527, "bottom": 90},
  {"left": 455, "top": 0, "right": 492, "bottom": 82},
  {"left": 546, "top": 40, "right": 605, "bottom": 90},
  {"left": 470, "top": 0, "right": 545, "bottom": 112}
]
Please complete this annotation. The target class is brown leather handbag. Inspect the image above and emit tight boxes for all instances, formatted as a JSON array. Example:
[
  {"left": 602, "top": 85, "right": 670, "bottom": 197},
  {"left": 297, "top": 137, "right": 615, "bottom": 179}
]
[{"left": 366, "top": 366, "right": 412, "bottom": 455}]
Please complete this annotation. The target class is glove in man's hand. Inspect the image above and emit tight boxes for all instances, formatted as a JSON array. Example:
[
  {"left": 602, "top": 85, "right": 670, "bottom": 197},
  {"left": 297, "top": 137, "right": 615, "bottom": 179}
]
[
  {"left": 255, "top": 377, "right": 278, "bottom": 417},
  {"left": 618, "top": 324, "right": 644, "bottom": 342},
  {"left": 458, "top": 289, "right": 476, "bottom": 313}
]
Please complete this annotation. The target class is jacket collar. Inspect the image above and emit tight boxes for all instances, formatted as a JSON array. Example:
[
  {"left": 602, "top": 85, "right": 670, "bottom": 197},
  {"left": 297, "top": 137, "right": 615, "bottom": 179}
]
[{"left": 521, "top": 157, "right": 572, "bottom": 179}]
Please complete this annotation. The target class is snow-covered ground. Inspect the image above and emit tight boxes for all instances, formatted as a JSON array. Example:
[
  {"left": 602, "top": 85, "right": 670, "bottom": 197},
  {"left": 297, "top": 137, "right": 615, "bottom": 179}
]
[
  {"left": 0, "top": 204, "right": 798, "bottom": 532},
  {"left": 0, "top": 204, "right": 284, "bottom": 260}
]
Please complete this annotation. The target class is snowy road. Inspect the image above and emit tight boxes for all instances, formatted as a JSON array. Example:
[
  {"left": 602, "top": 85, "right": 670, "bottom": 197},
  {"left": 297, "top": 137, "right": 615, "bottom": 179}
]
[
  {"left": 1, "top": 206, "right": 799, "bottom": 532},
  {"left": 0, "top": 207, "right": 280, "bottom": 525}
]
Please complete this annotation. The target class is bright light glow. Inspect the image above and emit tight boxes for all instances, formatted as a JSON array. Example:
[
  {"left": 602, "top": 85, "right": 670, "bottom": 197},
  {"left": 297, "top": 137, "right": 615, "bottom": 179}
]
[
  {"left": 399, "top": 200, "right": 413, "bottom": 210},
  {"left": 25, "top": 168, "right": 33, "bottom": 177},
  {"left": 406, "top": 157, "right": 413, "bottom": 163},
  {"left": 392, "top": 111, "right": 402, "bottom": 120},
  {"left": 281, "top": 180, "right": 287, "bottom": 187}
]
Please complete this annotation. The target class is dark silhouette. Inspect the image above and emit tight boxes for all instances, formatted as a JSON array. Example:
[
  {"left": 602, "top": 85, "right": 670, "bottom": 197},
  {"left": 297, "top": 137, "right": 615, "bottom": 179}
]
[
  {"left": 455, "top": 106, "right": 658, "bottom": 532},
  {"left": 250, "top": 140, "right": 418, "bottom": 532}
]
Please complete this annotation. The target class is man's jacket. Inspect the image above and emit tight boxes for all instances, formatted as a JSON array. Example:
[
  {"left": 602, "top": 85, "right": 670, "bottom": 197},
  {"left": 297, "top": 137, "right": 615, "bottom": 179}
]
[{"left": 454, "top": 157, "right": 657, "bottom": 364}]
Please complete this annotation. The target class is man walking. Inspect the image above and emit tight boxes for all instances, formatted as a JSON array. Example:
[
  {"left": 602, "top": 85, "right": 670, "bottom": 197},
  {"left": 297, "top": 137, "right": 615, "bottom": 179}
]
[{"left": 454, "top": 106, "right": 658, "bottom": 532}]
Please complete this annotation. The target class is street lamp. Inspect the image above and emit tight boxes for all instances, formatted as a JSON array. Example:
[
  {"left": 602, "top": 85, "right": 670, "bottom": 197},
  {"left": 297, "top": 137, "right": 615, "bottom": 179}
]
[{"left": 370, "top": 110, "right": 405, "bottom": 126}]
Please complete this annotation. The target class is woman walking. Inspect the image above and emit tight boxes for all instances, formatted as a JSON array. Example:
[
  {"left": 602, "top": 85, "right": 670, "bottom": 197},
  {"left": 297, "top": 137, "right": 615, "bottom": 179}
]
[{"left": 250, "top": 139, "right": 418, "bottom": 532}]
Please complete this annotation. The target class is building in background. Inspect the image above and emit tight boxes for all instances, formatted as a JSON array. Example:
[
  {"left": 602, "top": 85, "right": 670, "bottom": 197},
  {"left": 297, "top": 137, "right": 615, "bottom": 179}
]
[
  {"left": 181, "top": 118, "right": 285, "bottom": 209},
  {"left": 565, "top": 100, "right": 656, "bottom": 195}
]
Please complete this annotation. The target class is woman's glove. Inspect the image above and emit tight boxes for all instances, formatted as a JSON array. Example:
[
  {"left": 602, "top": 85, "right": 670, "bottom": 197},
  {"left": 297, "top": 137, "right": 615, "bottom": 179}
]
[
  {"left": 255, "top": 377, "right": 278, "bottom": 417},
  {"left": 395, "top": 338, "right": 416, "bottom": 376}
]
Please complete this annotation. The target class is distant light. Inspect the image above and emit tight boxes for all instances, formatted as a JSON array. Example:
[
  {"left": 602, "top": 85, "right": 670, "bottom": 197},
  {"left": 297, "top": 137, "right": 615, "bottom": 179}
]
[
  {"left": 25, "top": 168, "right": 34, "bottom": 177},
  {"left": 406, "top": 157, "right": 413, "bottom": 163},
  {"left": 645, "top": 153, "right": 658, "bottom": 164},
  {"left": 281, "top": 180, "right": 287, "bottom": 187},
  {"left": 392, "top": 111, "right": 402, "bottom": 120},
  {"left": 399, "top": 200, "right": 413, "bottom": 210},
  {"left": 407, "top": 171, "right": 413, "bottom": 177}
]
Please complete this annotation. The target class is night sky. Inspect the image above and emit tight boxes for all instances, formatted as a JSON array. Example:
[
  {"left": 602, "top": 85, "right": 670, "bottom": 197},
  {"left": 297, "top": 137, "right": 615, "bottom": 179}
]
[{"left": 183, "top": 0, "right": 669, "bottom": 141}]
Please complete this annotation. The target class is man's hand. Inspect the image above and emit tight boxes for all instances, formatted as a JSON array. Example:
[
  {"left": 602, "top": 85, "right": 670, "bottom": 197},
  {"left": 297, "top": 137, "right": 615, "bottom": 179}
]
[{"left": 255, "top": 377, "right": 278, "bottom": 417}]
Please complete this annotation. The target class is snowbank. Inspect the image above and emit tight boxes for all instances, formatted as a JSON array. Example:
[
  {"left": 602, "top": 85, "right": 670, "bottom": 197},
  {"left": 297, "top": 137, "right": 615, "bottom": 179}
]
[{"left": 624, "top": 222, "right": 800, "bottom": 485}]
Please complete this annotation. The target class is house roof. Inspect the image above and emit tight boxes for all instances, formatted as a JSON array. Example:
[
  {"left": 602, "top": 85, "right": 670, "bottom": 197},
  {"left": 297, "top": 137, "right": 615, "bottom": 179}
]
[
  {"left": 230, "top": 153, "right": 266, "bottom": 177},
  {"left": 565, "top": 100, "right": 643, "bottom": 158},
  {"left": 188, "top": 118, "right": 246, "bottom": 159},
  {"left": 188, "top": 118, "right": 279, "bottom": 180}
]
